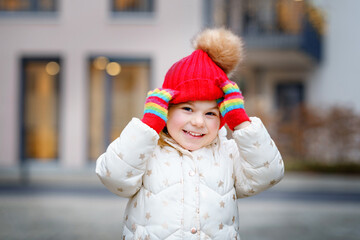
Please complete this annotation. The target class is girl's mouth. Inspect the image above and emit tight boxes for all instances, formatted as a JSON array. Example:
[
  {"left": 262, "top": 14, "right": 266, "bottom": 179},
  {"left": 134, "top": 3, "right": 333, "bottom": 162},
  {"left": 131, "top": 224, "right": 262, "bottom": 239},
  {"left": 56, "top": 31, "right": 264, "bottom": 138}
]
[{"left": 183, "top": 130, "right": 205, "bottom": 137}]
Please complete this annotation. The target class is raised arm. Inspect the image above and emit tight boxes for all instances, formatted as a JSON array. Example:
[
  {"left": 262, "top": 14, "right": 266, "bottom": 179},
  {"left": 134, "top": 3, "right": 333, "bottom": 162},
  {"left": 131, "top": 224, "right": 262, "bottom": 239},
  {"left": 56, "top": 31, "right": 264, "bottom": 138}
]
[
  {"left": 96, "top": 118, "right": 158, "bottom": 198},
  {"left": 232, "top": 117, "right": 284, "bottom": 198},
  {"left": 96, "top": 88, "right": 177, "bottom": 198}
]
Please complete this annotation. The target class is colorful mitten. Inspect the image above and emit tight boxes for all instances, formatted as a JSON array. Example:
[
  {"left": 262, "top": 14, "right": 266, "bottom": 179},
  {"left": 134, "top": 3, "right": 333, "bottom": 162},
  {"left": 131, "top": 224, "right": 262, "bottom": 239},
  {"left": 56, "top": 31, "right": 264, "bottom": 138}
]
[
  {"left": 142, "top": 88, "right": 177, "bottom": 133},
  {"left": 217, "top": 79, "right": 250, "bottom": 130}
]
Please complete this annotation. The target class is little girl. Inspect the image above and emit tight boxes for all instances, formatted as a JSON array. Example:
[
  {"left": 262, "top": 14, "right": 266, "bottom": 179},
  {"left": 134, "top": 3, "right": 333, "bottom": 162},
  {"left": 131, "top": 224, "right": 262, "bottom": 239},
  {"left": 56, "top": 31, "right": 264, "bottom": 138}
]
[{"left": 96, "top": 28, "right": 284, "bottom": 240}]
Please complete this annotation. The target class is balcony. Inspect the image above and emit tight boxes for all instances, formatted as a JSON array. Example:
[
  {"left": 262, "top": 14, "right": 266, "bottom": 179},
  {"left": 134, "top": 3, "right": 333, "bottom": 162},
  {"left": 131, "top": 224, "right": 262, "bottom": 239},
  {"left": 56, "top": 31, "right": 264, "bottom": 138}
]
[{"left": 206, "top": 0, "right": 324, "bottom": 67}]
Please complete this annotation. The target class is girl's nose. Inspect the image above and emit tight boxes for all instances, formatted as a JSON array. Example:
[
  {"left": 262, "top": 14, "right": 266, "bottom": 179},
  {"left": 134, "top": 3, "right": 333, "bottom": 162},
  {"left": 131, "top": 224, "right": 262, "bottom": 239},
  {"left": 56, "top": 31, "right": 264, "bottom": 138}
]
[{"left": 191, "top": 114, "right": 205, "bottom": 127}]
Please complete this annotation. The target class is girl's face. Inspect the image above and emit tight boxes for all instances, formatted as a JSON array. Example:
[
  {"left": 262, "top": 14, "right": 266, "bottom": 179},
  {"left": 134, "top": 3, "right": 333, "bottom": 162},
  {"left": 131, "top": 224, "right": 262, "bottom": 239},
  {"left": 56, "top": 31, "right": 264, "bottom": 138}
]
[{"left": 166, "top": 100, "right": 221, "bottom": 151}]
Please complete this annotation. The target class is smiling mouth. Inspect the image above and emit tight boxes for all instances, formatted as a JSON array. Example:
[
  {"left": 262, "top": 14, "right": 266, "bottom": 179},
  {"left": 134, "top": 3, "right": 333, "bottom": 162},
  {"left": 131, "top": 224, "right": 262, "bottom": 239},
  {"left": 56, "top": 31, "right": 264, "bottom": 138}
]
[{"left": 183, "top": 130, "right": 205, "bottom": 137}]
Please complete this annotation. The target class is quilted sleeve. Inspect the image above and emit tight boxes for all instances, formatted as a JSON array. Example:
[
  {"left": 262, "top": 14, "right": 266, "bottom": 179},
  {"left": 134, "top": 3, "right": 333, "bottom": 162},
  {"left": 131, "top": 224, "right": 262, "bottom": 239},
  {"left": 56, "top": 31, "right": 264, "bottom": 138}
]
[
  {"left": 95, "top": 118, "right": 159, "bottom": 198},
  {"left": 231, "top": 117, "right": 284, "bottom": 198}
]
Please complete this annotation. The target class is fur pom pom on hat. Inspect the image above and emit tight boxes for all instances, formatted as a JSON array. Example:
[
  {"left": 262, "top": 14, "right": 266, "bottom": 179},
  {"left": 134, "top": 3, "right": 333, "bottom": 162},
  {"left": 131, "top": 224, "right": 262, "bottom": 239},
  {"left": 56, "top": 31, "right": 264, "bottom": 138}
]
[
  {"left": 192, "top": 28, "right": 244, "bottom": 75},
  {"left": 162, "top": 28, "right": 244, "bottom": 104}
]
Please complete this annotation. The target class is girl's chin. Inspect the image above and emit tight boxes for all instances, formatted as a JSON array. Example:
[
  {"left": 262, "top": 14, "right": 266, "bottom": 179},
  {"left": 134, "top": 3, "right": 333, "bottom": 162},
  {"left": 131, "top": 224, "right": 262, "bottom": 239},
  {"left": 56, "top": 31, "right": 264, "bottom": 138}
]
[
  {"left": 176, "top": 135, "right": 215, "bottom": 151},
  {"left": 179, "top": 142, "right": 205, "bottom": 151}
]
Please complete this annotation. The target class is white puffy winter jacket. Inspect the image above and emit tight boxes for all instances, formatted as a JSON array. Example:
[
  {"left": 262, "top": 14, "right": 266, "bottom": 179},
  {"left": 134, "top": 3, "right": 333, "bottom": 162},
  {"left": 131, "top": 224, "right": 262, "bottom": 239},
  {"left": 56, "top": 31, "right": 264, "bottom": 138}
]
[{"left": 96, "top": 117, "right": 284, "bottom": 240}]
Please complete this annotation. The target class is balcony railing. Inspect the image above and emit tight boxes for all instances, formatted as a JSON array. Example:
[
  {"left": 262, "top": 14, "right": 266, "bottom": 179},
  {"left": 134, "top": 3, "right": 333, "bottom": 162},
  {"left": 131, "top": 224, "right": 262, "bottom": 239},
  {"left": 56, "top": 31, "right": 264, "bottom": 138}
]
[{"left": 206, "top": 0, "right": 324, "bottom": 61}]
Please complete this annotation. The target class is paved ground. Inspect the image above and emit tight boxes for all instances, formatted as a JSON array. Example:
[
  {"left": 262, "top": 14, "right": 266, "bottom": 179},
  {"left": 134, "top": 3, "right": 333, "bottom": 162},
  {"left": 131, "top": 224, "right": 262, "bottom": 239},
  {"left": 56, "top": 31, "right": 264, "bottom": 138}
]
[{"left": 0, "top": 168, "right": 359, "bottom": 240}]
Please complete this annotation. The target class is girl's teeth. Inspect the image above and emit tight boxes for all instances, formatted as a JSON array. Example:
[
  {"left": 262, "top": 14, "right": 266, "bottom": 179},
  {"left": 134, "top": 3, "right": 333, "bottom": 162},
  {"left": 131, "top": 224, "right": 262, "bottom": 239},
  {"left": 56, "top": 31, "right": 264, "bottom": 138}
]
[{"left": 187, "top": 131, "right": 203, "bottom": 137}]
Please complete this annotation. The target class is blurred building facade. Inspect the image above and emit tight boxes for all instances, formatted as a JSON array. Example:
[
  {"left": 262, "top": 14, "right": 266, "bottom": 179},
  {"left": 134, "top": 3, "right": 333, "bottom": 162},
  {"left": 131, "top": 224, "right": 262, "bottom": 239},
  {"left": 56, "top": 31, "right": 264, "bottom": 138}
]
[{"left": 0, "top": 0, "right": 359, "bottom": 169}]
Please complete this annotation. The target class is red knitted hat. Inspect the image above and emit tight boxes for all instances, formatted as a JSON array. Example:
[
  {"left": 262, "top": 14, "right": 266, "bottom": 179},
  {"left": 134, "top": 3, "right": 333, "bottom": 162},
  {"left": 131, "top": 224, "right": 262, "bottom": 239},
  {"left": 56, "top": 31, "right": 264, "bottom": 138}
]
[
  {"left": 162, "top": 28, "right": 244, "bottom": 128},
  {"left": 162, "top": 28, "right": 244, "bottom": 104},
  {"left": 163, "top": 49, "right": 226, "bottom": 104}
]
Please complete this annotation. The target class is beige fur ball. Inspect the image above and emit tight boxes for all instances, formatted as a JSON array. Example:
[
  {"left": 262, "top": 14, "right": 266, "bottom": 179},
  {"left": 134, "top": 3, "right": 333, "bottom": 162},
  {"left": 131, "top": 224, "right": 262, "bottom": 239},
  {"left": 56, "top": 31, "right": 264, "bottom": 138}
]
[{"left": 192, "top": 28, "right": 244, "bottom": 75}]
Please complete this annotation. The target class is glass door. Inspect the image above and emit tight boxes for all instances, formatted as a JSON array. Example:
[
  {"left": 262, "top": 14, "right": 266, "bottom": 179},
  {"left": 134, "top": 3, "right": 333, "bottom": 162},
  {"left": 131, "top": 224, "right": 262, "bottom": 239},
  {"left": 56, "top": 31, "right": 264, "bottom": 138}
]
[
  {"left": 88, "top": 56, "right": 150, "bottom": 161},
  {"left": 20, "top": 57, "right": 61, "bottom": 162}
]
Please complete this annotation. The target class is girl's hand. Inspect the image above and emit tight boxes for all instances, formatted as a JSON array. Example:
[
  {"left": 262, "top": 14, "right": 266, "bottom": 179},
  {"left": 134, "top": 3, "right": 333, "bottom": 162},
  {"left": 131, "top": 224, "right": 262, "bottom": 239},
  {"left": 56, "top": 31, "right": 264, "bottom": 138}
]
[
  {"left": 217, "top": 79, "right": 250, "bottom": 130},
  {"left": 142, "top": 88, "right": 178, "bottom": 133}
]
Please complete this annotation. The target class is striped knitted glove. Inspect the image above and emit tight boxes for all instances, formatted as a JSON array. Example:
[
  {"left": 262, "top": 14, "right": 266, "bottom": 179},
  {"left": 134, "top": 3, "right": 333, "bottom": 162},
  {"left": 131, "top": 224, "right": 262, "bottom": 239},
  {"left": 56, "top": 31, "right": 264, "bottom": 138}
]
[
  {"left": 217, "top": 80, "right": 250, "bottom": 131},
  {"left": 142, "top": 88, "right": 178, "bottom": 133}
]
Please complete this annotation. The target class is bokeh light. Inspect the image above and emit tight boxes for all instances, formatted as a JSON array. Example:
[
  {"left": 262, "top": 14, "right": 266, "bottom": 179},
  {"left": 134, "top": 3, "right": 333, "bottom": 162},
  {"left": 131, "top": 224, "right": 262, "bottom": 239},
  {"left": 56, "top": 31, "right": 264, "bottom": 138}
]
[
  {"left": 106, "top": 62, "right": 121, "bottom": 76},
  {"left": 93, "top": 56, "right": 109, "bottom": 70},
  {"left": 45, "top": 61, "right": 60, "bottom": 76}
]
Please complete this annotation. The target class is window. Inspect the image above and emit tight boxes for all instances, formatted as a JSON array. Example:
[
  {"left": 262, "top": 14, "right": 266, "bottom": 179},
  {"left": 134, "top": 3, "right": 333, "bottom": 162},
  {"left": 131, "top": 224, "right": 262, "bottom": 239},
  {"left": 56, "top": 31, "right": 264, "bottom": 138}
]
[
  {"left": 88, "top": 56, "right": 150, "bottom": 161},
  {"left": 204, "top": 0, "right": 305, "bottom": 36},
  {"left": 0, "top": 0, "right": 57, "bottom": 12},
  {"left": 20, "top": 57, "right": 61, "bottom": 162},
  {"left": 112, "top": 0, "right": 154, "bottom": 13},
  {"left": 276, "top": 82, "right": 304, "bottom": 121}
]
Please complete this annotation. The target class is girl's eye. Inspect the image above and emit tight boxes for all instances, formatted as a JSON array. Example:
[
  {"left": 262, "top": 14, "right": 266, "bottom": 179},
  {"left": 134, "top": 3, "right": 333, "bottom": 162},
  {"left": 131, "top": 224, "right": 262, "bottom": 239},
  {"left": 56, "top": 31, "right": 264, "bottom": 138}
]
[
  {"left": 206, "top": 112, "right": 217, "bottom": 116},
  {"left": 182, "top": 107, "right": 192, "bottom": 112}
]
